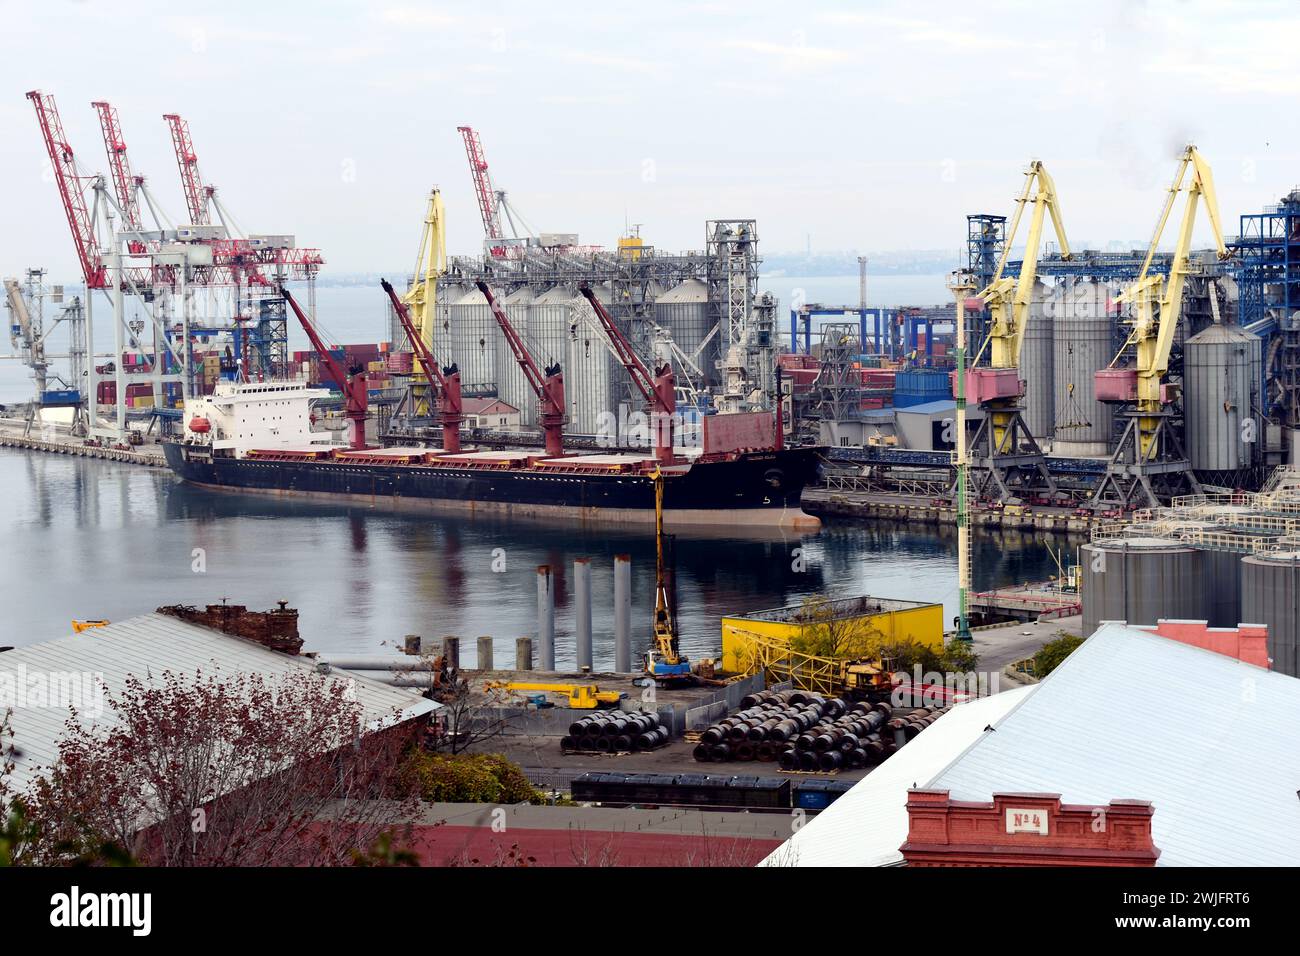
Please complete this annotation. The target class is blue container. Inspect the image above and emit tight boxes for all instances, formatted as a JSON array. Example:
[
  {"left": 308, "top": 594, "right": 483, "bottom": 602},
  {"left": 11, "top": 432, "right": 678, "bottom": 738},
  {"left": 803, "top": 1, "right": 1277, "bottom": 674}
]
[
  {"left": 893, "top": 368, "right": 952, "bottom": 408},
  {"left": 40, "top": 389, "right": 81, "bottom": 406}
]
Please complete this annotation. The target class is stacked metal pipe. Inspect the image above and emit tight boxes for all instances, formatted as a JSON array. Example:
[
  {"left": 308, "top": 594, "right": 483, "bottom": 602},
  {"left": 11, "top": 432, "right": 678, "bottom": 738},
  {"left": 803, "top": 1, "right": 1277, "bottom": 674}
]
[{"left": 561, "top": 711, "right": 668, "bottom": 753}]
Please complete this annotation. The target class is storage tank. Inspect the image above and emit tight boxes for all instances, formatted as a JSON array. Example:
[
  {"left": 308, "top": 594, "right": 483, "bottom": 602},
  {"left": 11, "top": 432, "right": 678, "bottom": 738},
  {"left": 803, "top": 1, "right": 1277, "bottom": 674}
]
[
  {"left": 1021, "top": 280, "right": 1054, "bottom": 441},
  {"left": 532, "top": 285, "right": 613, "bottom": 437},
  {"left": 1052, "top": 278, "right": 1115, "bottom": 455},
  {"left": 654, "top": 279, "right": 714, "bottom": 386},
  {"left": 1159, "top": 519, "right": 1243, "bottom": 628},
  {"left": 449, "top": 285, "right": 496, "bottom": 392},
  {"left": 1240, "top": 551, "right": 1300, "bottom": 677},
  {"left": 1080, "top": 537, "right": 1207, "bottom": 636},
  {"left": 1183, "top": 322, "right": 1262, "bottom": 480},
  {"left": 496, "top": 286, "right": 536, "bottom": 426}
]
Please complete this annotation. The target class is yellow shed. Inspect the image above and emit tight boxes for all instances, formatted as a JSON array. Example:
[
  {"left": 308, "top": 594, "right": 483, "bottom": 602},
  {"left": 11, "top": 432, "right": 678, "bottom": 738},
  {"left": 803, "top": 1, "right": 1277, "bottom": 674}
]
[{"left": 720, "top": 595, "right": 944, "bottom": 673}]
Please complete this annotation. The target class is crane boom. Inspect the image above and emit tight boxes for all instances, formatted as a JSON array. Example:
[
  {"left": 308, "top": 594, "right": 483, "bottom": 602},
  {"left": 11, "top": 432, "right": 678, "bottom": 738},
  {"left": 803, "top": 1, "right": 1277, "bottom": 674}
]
[
  {"left": 476, "top": 281, "right": 566, "bottom": 458},
  {"left": 91, "top": 101, "right": 142, "bottom": 230},
  {"left": 404, "top": 189, "right": 447, "bottom": 417},
  {"left": 381, "top": 278, "right": 464, "bottom": 454},
  {"left": 27, "top": 90, "right": 107, "bottom": 289},
  {"left": 280, "top": 285, "right": 368, "bottom": 450},
  {"left": 1105, "top": 145, "right": 1228, "bottom": 459},
  {"left": 163, "top": 113, "right": 210, "bottom": 226},
  {"left": 977, "top": 160, "right": 1071, "bottom": 370},
  {"left": 578, "top": 283, "right": 676, "bottom": 464},
  {"left": 456, "top": 126, "right": 504, "bottom": 253}
]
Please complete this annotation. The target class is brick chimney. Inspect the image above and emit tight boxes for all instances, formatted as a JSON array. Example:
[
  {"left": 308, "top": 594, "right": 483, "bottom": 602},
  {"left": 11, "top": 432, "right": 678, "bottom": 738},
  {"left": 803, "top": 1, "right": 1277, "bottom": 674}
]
[
  {"left": 900, "top": 790, "right": 1159, "bottom": 867},
  {"left": 157, "top": 601, "right": 303, "bottom": 655}
]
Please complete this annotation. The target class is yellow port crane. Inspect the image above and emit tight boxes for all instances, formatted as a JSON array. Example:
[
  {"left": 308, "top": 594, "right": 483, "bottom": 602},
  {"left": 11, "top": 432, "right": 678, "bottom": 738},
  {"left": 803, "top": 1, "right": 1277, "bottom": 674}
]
[
  {"left": 403, "top": 188, "right": 447, "bottom": 417},
  {"left": 965, "top": 161, "right": 1071, "bottom": 502},
  {"left": 1091, "top": 145, "right": 1230, "bottom": 508},
  {"left": 643, "top": 467, "right": 693, "bottom": 685}
]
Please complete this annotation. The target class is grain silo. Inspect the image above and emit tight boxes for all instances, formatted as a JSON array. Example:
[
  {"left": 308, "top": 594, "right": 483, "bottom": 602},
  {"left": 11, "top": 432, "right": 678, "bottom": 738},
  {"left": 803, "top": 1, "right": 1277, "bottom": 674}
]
[
  {"left": 557, "top": 289, "right": 614, "bottom": 436},
  {"left": 1080, "top": 537, "right": 1207, "bottom": 636},
  {"left": 655, "top": 278, "right": 714, "bottom": 387},
  {"left": 449, "top": 285, "right": 496, "bottom": 392},
  {"left": 1021, "top": 279, "right": 1054, "bottom": 440},
  {"left": 1240, "top": 551, "right": 1300, "bottom": 678},
  {"left": 1052, "top": 278, "right": 1115, "bottom": 456},
  {"left": 1183, "top": 321, "right": 1262, "bottom": 484},
  {"left": 496, "top": 286, "right": 536, "bottom": 425}
]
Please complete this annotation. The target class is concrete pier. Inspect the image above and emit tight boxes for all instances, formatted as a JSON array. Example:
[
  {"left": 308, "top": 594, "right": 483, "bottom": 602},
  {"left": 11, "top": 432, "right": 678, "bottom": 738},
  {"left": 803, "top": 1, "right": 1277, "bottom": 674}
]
[
  {"left": 537, "top": 565, "right": 555, "bottom": 671},
  {"left": 614, "top": 553, "right": 632, "bottom": 672},
  {"left": 515, "top": 637, "right": 534, "bottom": 671},
  {"left": 477, "top": 636, "right": 494, "bottom": 671},
  {"left": 442, "top": 637, "right": 460, "bottom": 670},
  {"left": 574, "top": 558, "right": 592, "bottom": 671}
]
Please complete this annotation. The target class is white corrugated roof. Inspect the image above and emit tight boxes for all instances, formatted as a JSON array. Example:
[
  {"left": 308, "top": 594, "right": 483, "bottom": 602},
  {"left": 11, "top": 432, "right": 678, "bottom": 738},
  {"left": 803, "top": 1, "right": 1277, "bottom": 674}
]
[
  {"left": 927, "top": 623, "right": 1300, "bottom": 866},
  {"left": 760, "top": 687, "right": 1034, "bottom": 867},
  {"left": 0, "top": 613, "right": 438, "bottom": 791}
]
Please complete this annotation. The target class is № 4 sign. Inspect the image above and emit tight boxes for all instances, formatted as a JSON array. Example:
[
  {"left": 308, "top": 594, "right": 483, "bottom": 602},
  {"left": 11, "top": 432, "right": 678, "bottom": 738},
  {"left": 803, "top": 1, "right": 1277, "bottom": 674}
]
[{"left": 1005, "top": 808, "right": 1049, "bottom": 835}]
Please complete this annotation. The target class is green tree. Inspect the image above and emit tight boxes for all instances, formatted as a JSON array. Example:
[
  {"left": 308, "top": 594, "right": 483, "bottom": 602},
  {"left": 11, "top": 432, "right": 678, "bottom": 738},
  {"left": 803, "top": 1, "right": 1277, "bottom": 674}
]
[
  {"left": 401, "top": 752, "right": 540, "bottom": 805},
  {"left": 1033, "top": 633, "right": 1084, "bottom": 677}
]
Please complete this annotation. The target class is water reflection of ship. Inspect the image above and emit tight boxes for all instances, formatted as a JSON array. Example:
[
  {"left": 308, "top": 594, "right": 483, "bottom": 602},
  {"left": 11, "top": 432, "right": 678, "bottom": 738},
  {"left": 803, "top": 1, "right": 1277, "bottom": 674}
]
[{"left": 161, "top": 478, "right": 829, "bottom": 615}]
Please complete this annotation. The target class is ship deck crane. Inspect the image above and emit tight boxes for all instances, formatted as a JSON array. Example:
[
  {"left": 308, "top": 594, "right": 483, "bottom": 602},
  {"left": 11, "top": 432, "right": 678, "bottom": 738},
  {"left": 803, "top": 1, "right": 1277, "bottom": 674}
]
[
  {"left": 1090, "top": 145, "right": 1229, "bottom": 508},
  {"left": 280, "top": 285, "right": 368, "bottom": 450},
  {"left": 962, "top": 160, "right": 1071, "bottom": 503},
  {"left": 577, "top": 283, "right": 676, "bottom": 465},
  {"left": 476, "top": 281, "right": 566, "bottom": 458},
  {"left": 381, "top": 278, "right": 464, "bottom": 453}
]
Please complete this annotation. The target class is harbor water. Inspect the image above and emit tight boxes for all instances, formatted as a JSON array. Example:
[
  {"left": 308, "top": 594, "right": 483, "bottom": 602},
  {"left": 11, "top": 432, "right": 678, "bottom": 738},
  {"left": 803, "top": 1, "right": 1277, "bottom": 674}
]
[{"left": 1, "top": 448, "right": 1060, "bottom": 664}]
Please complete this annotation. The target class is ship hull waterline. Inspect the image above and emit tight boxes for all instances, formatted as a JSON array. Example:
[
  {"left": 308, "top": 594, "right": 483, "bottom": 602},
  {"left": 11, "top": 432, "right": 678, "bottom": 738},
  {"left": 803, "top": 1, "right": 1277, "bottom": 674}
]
[{"left": 163, "top": 442, "right": 824, "bottom": 532}]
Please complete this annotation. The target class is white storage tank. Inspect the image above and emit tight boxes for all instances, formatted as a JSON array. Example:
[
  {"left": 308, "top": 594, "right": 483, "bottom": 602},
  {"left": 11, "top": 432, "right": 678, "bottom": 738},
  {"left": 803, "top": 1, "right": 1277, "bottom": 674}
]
[
  {"left": 1052, "top": 278, "right": 1116, "bottom": 456},
  {"left": 1021, "top": 279, "right": 1054, "bottom": 441},
  {"left": 654, "top": 278, "right": 714, "bottom": 387},
  {"left": 1183, "top": 321, "right": 1262, "bottom": 482},
  {"left": 496, "top": 286, "right": 536, "bottom": 425},
  {"left": 449, "top": 285, "right": 496, "bottom": 392}
]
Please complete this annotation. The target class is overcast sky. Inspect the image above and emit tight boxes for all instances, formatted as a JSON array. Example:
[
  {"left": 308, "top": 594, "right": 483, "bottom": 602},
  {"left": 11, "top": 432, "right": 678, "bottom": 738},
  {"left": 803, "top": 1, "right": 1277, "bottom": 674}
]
[{"left": 3, "top": 0, "right": 1297, "bottom": 278}]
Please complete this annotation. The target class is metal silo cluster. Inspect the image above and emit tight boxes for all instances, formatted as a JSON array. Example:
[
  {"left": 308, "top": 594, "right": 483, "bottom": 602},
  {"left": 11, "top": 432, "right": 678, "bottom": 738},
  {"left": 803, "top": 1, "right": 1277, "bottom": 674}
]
[{"left": 1082, "top": 471, "right": 1300, "bottom": 676}]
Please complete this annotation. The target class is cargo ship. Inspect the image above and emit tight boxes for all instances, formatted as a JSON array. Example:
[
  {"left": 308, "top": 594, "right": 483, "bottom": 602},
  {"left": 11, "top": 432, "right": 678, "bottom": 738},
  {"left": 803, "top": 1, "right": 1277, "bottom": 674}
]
[{"left": 162, "top": 380, "right": 823, "bottom": 528}]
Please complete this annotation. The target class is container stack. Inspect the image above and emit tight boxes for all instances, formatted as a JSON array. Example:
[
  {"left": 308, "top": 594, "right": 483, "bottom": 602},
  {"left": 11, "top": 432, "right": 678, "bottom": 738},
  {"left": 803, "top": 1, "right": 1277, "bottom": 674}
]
[{"left": 561, "top": 711, "right": 668, "bottom": 754}]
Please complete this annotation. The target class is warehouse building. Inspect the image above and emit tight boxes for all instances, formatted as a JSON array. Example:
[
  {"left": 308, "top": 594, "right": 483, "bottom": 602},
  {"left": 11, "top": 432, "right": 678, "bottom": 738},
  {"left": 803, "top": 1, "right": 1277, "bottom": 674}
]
[
  {"left": 0, "top": 610, "right": 438, "bottom": 791},
  {"left": 765, "top": 619, "right": 1300, "bottom": 867}
]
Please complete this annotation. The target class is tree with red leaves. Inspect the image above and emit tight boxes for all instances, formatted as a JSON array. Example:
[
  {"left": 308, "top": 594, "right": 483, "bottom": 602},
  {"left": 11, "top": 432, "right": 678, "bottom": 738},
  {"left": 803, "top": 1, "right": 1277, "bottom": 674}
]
[{"left": 20, "top": 669, "right": 421, "bottom": 866}]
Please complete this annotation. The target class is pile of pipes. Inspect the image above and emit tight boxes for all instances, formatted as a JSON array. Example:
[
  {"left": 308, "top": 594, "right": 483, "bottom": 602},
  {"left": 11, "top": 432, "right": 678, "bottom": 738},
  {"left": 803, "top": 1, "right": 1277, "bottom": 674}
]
[
  {"left": 693, "top": 689, "right": 947, "bottom": 771},
  {"left": 561, "top": 711, "right": 668, "bottom": 754}
]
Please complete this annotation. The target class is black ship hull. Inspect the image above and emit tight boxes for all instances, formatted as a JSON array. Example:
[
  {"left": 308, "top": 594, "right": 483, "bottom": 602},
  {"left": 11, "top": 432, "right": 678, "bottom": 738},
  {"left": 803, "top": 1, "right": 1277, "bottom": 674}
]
[{"left": 162, "top": 443, "right": 824, "bottom": 529}]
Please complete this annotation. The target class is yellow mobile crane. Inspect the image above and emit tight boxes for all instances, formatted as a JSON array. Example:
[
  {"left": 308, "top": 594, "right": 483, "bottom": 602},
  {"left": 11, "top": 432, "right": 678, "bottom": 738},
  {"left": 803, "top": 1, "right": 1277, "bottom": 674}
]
[
  {"left": 1091, "top": 145, "right": 1230, "bottom": 509},
  {"left": 403, "top": 189, "right": 447, "bottom": 418},
  {"left": 964, "top": 161, "right": 1071, "bottom": 502},
  {"left": 642, "top": 467, "right": 694, "bottom": 685}
]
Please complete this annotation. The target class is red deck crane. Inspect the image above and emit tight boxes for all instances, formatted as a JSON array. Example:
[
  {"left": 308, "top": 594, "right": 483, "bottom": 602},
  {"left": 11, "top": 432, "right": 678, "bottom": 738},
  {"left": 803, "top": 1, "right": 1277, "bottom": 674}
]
[
  {"left": 280, "top": 284, "right": 368, "bottom": 450},
  {"left": 577, "top": 283, "right": 676, "bottom": 465},
  {"left": 91, "top": 101, "right": 142, "bottom": 231},
  {"left": 27, "top": 90, "right": 108, "bottom": 289},
  {"left": 476, "top": 281, "right": 566, "bottom": 458},
  {"left": 381, "top": 279, "right": 464, "bottom": 454},
  {"left": 163, "top": 112, "right": 211, "bottom": 226},
  {"left": 456, "top": 126, "right": 505, "bottom": 257}
]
